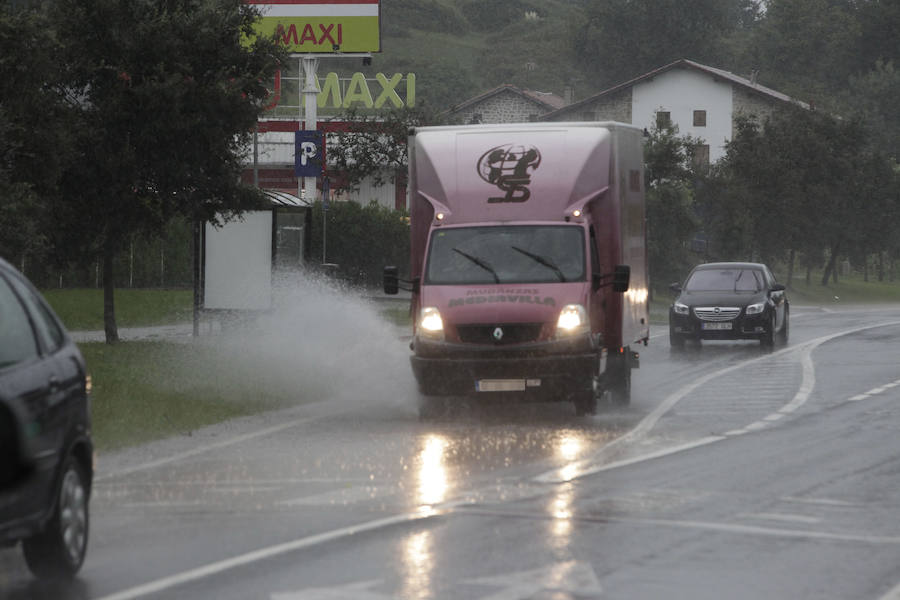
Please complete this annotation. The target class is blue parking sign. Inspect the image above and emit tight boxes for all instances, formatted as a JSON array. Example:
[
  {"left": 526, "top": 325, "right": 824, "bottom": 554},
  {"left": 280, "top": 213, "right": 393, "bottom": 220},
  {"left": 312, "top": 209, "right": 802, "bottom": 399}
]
[{"left": 295, "top": 131, "right": 324, "bottom": 177}]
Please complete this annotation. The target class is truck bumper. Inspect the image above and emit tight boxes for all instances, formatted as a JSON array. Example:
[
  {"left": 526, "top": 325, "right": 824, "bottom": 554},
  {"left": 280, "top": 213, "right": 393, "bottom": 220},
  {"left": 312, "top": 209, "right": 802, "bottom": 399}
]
[{"left": 411, "top": 335, "right": 602, "bottom": 399}]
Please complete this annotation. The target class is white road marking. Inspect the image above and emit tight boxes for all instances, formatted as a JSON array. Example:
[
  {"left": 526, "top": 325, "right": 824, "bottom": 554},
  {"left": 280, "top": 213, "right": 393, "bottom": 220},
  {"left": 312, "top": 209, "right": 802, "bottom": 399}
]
[
  {"left": 91, "top": 504, "right": 464, "bottom": 600},
  {"left": 741, "top": 512, "right": 822, "bottom": 524},
  {"left": 536, "top": 320, "right": 900, "bottom": 484},
  {"left": 276, "top": 486, "right": 394, "bottom": 507},
  {"left": 849, "top": 394, "right": 870, "bottom": 402},
  {"left": 271, "top": 580, "right": 390, "bottom": 600},
  {"left": 463, "top": 561, "right": 603, "bottom": 600},
  {"left": 879, "top": 579, "right": 900, "bottom": 600},
  {"left": 96, "top": 412, "right": 329, "bottom": 482},
  {"left": 781, "top": 496, "right": 861, "bottom": 507}
]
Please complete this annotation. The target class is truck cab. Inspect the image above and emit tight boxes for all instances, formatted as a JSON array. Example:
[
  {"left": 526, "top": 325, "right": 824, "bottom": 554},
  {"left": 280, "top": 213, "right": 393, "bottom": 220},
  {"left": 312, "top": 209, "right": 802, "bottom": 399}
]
[{"left": 385, "top": 123, "right": 648, "bottom": 417}]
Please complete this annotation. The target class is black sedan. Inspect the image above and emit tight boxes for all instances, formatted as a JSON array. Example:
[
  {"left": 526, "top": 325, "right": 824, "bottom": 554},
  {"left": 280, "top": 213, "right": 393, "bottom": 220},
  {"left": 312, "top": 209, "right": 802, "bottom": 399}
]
[
  {"left": 669, "top": 262, "right": 789, "bottom": 348},
  {"left": 0, "top": 257, "right": 93, "bottom": 579}
]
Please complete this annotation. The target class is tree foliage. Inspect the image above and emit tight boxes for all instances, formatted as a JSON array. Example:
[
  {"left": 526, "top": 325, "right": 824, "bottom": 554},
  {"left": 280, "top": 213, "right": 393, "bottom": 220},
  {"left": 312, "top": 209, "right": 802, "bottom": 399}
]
[
  {"left": 12, "top": 0, "right": 285, "bottom": 341},
  {"left": 643, "top": 121, "right": 702, "bottom": 287}
]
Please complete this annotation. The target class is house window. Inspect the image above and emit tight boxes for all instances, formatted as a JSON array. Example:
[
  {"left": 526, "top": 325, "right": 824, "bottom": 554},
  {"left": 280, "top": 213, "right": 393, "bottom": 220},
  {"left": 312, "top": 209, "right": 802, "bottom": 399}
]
[
  {"left": 692, "top": 144, "right": 710, "bottom": 172},
  {"left": 656, "top": 111, "right": 671, "bottom": 129},
  {"left": 470, "top": 113, "right": 482, "bottom": 124},
  {"left": 693, "top": 110, "right": 707, "bottom": 127}
]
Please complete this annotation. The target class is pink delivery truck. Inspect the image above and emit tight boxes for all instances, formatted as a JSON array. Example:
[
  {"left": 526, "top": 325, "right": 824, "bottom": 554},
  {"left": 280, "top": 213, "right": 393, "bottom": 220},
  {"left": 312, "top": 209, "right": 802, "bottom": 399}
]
[{"left": 384, "top": 122, "right": 649, "bottom": 417}]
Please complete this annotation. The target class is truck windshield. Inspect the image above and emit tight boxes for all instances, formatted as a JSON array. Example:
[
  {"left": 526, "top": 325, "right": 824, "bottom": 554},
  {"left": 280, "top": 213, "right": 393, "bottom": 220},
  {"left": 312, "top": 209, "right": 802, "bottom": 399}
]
[{"left": 425, "top": 225, "right": 585, "bottom": 285}]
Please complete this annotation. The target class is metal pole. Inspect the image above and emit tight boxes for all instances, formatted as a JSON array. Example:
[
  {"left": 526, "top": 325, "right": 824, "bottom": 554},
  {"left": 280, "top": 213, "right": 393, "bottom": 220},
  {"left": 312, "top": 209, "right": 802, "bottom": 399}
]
[{"left": 300, "top": 55, "right": 322, "bottom": 262}]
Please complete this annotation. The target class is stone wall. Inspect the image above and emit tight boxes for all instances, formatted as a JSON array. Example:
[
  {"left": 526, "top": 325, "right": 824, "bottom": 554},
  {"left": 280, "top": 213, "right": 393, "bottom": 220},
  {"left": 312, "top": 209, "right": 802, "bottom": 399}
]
[
  {"left": 731, "top": 87, "right": 781, "bottom": 136},
  {"left": 451, "top": 91, "right": 550, "bottom": 124},
  {"left": 545, "top": 89, "right": 632, "bottom": 123}
]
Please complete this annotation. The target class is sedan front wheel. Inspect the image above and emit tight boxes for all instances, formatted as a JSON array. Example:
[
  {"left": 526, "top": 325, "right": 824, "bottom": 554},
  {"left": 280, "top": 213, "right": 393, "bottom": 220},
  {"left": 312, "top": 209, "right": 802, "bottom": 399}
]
[{"left": 23, "top": 457, "right": 89, "bottom": 579}]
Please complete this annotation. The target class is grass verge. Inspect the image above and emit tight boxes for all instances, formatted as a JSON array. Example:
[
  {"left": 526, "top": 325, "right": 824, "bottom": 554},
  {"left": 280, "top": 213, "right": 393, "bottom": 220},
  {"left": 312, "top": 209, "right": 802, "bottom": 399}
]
[
  {"left": 43, "top": 288, "right": 192, "bottom": 331},
  {"left": 81, "top": 341, "right": 304, "bottom": 451}
]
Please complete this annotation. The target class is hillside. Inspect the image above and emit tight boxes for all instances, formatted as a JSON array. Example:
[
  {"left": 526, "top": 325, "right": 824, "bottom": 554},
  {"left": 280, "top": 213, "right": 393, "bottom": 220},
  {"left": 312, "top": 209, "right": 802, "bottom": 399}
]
[{"left": 340, "top": 0, "right": 588, "bottom": 111}]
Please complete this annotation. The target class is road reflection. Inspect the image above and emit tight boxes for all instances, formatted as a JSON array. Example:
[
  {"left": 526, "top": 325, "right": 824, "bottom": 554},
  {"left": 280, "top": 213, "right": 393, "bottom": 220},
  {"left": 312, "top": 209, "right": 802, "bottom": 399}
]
[
  {"left": 417, "top": 434, "right": 449, "bottom": 507},
  {"left": 400, "top": 530, "right": 435, "bottom": 600}
]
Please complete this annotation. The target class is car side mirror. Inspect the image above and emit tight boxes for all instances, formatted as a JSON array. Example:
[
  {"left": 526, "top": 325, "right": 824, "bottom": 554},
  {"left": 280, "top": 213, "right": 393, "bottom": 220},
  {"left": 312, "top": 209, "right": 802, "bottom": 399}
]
[
  {"left": 383, "top": 266, "right": 399, "bottom": 295},
  {"left": 612, "top": 265, "right": 630, "bottom": 293},
  {"left": 669, "top": 282, "right": 682, "bottom": 293},
  {"left": 771, "top": 283, "right": 785, "bottom": 293}
]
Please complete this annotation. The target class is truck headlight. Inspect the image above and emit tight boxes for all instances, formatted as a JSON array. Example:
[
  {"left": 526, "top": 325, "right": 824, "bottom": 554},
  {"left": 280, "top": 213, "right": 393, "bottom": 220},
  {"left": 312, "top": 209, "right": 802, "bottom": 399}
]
[
  {"left": 673, "top": 302, "right": 689, "bottom": 315},
  {"left": 745, "top": 301, "right": 765, "bottom": 315},
  {"left": 556, "top": 304, "right": 589, "bottom": 336},
  {"left": 418, "top": 307, "right": 444, "bottom": 338}
]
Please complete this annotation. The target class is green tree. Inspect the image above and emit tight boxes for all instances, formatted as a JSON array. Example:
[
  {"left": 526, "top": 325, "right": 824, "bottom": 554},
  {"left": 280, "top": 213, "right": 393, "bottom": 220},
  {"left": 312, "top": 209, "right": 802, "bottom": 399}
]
[
  {"left": 43, "top": 0, "right": 284, "bottom": 342},
  {"left": 0, "top": 6, "right": 71, "bottom": 265},
  {"left": 643, "top": 120, "right": 702, "bottom": 288},
  {"left": 326, "top": 106, "right": 442, "bottom": 195},
  {"left": 572, "top": 0, "right": 756, "bottom": 90}
]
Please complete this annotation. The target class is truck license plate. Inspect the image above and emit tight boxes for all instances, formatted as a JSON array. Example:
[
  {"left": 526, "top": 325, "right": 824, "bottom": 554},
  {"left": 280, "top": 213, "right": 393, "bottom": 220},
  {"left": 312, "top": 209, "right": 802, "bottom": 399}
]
[
  {"left": 476, "top": 379, "right": 527, "bottom": 392},
  {"left": 702, "top": 322, "right": 733, "bottom": 330}
]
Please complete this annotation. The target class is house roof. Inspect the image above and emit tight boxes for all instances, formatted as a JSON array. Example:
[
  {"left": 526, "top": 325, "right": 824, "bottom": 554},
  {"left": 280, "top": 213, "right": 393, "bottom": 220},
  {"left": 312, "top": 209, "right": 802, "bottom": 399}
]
[
  {"left": 445, "top": 84, "right": 566, "bottom": 115},
  {"left": 544, "top": 59, "right": 809, "bottom": 119}
]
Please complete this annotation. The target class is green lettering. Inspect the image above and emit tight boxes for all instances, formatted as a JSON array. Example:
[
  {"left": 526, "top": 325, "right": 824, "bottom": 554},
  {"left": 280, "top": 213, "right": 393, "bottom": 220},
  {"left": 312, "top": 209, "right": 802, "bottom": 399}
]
[
  {"left": 343, "top": 72, "right": 373, "bottom": 108},
  {"left": 317, "top": 72, "right": 341, "bottom": 108},
  {"left": 373, "top": 73, "right": 403, "bottom": 109},
  {"left": 406, "top": 73, "right": 415, "bottom": 107}
]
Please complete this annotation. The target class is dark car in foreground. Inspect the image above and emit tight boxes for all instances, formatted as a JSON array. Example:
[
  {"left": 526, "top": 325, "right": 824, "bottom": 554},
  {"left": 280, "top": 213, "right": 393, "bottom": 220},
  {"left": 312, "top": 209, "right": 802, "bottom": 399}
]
[
  {"left": 0, "top": 257, "right": 93, "bottom": 579},
  {"left": 669, "top": 262, "right": 789, "bottom": 348}
]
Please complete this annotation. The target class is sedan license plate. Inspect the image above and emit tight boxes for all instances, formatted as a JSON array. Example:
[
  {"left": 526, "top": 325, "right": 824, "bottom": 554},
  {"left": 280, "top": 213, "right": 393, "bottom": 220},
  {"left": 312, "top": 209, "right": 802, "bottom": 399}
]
[
  {"left": 476, "top": 379, "right": 527, "bottom": 392},
  {"left": 702, "top": 322, "right": 733, "bottom": 331}
]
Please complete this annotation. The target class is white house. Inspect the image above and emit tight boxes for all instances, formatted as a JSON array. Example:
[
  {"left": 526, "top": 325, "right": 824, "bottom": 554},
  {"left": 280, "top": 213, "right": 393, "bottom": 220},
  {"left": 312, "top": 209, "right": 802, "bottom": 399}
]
[{"left": 544, "top": 59, "right": 809, "bottom": 165}]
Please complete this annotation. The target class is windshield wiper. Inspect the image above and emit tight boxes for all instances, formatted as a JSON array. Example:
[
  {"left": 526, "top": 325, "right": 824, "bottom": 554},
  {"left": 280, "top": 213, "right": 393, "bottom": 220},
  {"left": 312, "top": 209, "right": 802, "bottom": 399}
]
[
  {"left": 452, "top": 248, "right": 500, "bottom": 283},
  {"left": 511, "top": 246, "right": 566, "bottom": 282}
]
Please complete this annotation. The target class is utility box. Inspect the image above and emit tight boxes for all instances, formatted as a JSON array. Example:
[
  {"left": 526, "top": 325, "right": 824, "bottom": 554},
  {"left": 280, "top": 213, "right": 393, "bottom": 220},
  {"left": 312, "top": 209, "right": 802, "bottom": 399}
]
[{"left": 200, "top": 191, "right": 311, "bottom": 312}]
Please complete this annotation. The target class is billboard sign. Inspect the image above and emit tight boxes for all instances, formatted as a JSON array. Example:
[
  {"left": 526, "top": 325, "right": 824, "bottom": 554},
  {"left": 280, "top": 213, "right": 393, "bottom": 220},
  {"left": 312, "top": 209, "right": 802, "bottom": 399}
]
[{"left": 246, "top": 1, "right": 381, "bottom": 54}]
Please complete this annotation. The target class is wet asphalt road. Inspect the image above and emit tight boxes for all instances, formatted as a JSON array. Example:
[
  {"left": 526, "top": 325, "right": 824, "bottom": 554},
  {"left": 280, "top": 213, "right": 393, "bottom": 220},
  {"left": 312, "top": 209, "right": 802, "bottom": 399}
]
[{"left": 3, "top": 304, "right": 900, "bottom": 599}]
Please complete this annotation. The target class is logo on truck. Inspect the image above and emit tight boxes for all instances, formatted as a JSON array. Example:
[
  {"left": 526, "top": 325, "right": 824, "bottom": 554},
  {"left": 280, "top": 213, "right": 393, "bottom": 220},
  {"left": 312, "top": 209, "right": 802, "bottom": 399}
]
[{"left": 477, "top": 144, "right": 542, "bottom": 203}]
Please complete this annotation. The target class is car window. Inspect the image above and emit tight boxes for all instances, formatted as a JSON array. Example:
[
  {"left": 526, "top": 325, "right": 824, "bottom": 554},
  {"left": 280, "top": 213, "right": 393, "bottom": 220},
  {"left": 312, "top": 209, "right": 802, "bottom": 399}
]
[
  {"left": 685, "top": 268, "right": 762, "bottom": 292},
  {"left": 5, "top": 273, "right": 65, "bottom": 353},
  {"left": 0, "top": 273, "right": 39, "bottom": 368}
]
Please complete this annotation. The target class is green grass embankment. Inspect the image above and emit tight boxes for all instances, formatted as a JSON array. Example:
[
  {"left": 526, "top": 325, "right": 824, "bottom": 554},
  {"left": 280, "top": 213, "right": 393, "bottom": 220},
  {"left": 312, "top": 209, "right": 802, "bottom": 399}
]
[
  {"left": 43, "top": 288, "right": 193, "bottom": 331},
  {"left": 81, "top": 341, "right": 316, "bottom": 451}
]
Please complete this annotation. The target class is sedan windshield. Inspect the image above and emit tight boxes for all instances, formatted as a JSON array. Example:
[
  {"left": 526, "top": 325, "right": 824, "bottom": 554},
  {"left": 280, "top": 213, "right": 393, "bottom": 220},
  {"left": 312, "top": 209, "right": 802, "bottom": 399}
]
[
  {"left": 685, "top": 268, "right": 763, "bottom": 292},
  {"left": 425, "top": 225, "right": 585, "bottom": 285}
]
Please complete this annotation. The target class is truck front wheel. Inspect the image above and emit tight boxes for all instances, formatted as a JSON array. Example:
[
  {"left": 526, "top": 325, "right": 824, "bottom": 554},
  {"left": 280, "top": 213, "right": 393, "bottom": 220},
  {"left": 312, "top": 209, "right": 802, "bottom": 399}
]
[
  {"left": 417, "top": 394, "right": 447, "bottom": 420},
  {"left": 607, "top": 353, "right": 632, "bottom": 406}
]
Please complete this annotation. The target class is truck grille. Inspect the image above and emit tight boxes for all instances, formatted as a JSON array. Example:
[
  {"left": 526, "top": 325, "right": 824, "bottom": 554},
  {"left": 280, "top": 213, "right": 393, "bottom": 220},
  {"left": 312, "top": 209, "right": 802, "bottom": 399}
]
[
  {"left": 694, "top": 307, "right": 741, "bottom": 321},
  {"left": 456, "top": 323, "right": 543, "bottom": 345}
]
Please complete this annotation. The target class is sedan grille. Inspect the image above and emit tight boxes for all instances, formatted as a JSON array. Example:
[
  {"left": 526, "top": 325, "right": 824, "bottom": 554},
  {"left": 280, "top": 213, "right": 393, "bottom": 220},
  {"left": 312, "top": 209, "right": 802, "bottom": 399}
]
[
  {"left": 456, "top": 323, "right": 543, "bottom": 345},
  {"left": 694, "top": 307, "right": 741, "bottom": 321}
]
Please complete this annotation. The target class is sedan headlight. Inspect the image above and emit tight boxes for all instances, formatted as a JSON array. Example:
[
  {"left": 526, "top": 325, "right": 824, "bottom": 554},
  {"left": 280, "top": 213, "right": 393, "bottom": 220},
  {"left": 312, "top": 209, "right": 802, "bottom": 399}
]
[
  {"left": 673, "top": 302, "right": 689, "bottom": 315},
  {"left": 418, "top": 307, "right": 444, "bottom": 338},
  {"left": 745, "top": 301, "right": 766, "bottom": 315},
  {"left": 556, "top": 304, "right": 589, "bottom": 336}
]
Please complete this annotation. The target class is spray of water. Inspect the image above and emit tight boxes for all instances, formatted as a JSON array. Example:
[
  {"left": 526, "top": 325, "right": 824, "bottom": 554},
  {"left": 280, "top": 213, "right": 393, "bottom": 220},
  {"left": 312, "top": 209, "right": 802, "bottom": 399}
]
[{"left": 190, "top": 271, "right": 418, "bottom": 416}]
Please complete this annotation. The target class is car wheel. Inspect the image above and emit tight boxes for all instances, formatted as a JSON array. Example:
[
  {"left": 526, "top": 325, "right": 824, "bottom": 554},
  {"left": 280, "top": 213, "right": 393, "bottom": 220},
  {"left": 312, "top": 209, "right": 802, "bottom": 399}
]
[
  {"left": 23, "top": 457, "right": 89, "bottom": 579},
  {"left": 669, "top": 327, "right": 685, "bottom": 350},
  {"left": 608, "top": 362, "right": 631, "bottom": 406},
  {"left": 777, "top": 308, "right": 790, "bottom": 344},
  {"left": 760, "top": 313, "right": 776, "bottom": 347}
]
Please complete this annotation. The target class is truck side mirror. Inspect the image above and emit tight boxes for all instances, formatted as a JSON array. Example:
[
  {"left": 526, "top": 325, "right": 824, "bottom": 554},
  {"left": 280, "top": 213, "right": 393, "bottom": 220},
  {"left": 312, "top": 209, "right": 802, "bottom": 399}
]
[
  {"left": 613, "top": 265, "right": 630, "bottom": 293},
  {"left": 383, "top": 266, "right": 399, "bottom": 295}
]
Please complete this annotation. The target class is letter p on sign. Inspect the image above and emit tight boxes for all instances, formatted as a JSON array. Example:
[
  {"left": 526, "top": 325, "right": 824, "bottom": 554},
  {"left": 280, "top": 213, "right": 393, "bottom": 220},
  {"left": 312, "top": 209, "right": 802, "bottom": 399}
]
[{"left": 295, "top": 130, "right": 325, "bottom": 177}]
